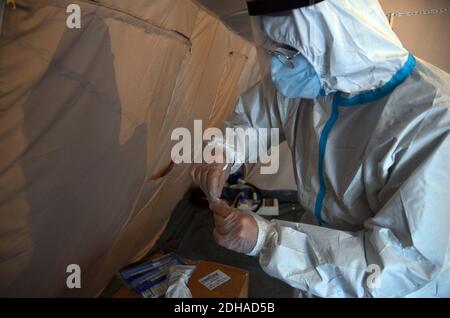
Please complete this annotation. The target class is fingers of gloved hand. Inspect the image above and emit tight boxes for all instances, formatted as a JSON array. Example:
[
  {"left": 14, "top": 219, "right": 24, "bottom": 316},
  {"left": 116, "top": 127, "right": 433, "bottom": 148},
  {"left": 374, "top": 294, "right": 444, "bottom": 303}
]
[
  {"left": 190, "top": 164, "right": 226, "bottom": 202},
  {"left": 200, "top": 167, "right": 210, "bottom": 197},
  {"left": 213, "top": 226, "right": 240, "bottom": 249},
  {"left": 213, "top": 210, "right": 239, "bottom": 235},
  {"left": 213, "top": 208, "right": 237, "bottom": 226},
  {"left": 209, "top": 200, "right": 234, "bottom": 218},
  {"left": 217, "top": 168, "right": 230, "bottom": 199},
  {"left": 213, "top": 223, "right": 256, "bottom": 254},
  {"left": 189, "top": 164, "right": 197, "bottom": 183},
  {"left": 190, "top": 164, "right": 203, "bottom": 188},
  {"left": 206, "top": 168, "right": 223, "bottom": 202},
  {"left": 212, "top": 207, "right": 258, "bottom": 254}
]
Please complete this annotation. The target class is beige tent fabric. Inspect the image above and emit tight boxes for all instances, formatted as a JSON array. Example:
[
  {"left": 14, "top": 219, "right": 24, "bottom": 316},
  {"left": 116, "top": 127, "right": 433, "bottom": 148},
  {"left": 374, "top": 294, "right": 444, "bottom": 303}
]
[
  {"left": 0, "top": 0, "right": 258, "bottom": 297},
  {"left": 380, "top": 0, "right": 450, "bottom": 73}
]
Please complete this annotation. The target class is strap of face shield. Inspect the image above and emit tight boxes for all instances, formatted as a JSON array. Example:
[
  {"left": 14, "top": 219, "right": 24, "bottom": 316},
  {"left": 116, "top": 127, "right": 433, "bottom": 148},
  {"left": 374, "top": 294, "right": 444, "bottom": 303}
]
[{"left": 247, "top": 0, "right": 324, "bottom": 16}]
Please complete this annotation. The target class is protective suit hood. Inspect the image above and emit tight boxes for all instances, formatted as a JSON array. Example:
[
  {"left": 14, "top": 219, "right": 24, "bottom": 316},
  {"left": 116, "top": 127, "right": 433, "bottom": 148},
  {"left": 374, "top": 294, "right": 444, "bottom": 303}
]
[{"left": 250, "top": 0, "right": 410, "bottom": 94}]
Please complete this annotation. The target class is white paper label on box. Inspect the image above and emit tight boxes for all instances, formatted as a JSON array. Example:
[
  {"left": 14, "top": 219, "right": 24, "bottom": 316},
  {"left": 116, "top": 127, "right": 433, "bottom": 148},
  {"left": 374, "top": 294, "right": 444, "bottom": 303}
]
[{"left": 198, "top": 270, "right": 231, "bottom": 291}]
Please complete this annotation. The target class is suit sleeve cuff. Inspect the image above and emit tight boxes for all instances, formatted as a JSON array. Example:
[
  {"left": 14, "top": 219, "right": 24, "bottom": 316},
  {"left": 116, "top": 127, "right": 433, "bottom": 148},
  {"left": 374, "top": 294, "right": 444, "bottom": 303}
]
[{"left": 246, "top": 213, "right": 271, "bottom": 257}]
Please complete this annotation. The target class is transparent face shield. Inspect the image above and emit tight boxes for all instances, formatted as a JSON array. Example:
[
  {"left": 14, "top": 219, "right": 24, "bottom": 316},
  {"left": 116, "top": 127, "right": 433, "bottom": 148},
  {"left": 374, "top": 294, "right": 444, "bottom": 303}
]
[
  {"left": 250, "top": 14, "right": 324, "bottom": 99},
  {"left": 250, "top": 15, "right": 300, "bottom": 80}
]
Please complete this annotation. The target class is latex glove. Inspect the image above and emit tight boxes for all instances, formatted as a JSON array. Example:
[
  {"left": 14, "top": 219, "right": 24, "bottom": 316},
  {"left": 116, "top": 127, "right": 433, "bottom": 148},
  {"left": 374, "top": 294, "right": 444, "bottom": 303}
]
[
  {"left": 165, "top": 265, "right": 196, "bottom": 298},
  {"left": 210, "top": 200, "right": 258, "bottom": 254},
  {"left": 190, "top": 163, "right": 230, "bottom": 203}
]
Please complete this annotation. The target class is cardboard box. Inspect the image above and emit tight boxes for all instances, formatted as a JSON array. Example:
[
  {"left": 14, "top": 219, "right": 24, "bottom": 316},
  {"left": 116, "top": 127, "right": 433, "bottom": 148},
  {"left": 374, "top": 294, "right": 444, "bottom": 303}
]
[
  {"left": 113, "top": 259, "right": 249, "bottom": 298},
  {"left": 188, "top": 260, "right": 249, "bottom": 298}
]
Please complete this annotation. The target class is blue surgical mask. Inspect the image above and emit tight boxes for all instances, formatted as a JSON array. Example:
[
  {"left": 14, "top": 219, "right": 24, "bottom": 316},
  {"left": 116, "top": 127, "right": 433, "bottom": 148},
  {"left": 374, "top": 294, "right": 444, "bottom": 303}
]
[{"left": 271, "top": 53, "right": 323, "bottom": 99}]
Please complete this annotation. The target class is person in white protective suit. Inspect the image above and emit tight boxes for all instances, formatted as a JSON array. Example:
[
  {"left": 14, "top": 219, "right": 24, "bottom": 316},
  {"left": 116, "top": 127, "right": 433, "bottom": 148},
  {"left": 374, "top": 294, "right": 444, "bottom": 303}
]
[{"left": 190, "top": 0, "right": 450, "bottom": 297}]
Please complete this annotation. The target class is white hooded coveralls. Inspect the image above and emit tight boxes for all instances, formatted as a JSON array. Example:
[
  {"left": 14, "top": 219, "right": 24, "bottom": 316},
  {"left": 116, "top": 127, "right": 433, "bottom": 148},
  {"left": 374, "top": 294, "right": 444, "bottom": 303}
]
[{"left": 223, "top": 0, "right": 450, "bottom": 297}]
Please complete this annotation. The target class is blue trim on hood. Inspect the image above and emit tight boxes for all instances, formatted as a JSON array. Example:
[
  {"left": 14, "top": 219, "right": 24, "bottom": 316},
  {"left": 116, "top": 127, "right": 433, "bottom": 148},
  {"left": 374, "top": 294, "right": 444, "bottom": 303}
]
[{"left": 314, "top": 54, "right": 416, "bottom": 225}]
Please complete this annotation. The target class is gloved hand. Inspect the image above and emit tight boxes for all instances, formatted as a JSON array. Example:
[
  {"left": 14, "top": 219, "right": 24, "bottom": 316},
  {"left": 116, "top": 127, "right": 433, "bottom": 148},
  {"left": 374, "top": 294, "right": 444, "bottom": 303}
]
[
  {"left": 210, "top": 200, "right": 258, "bottom": 254},
  {"left": 190, "top": 163, "right": 230, "bottom": 203}
]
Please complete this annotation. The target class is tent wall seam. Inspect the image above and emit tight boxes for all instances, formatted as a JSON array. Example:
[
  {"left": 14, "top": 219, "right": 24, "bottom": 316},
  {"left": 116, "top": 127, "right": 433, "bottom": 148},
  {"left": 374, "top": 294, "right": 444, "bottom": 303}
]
[{"left": 38, "top": 0, "right": 193, "bottom": 48}]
